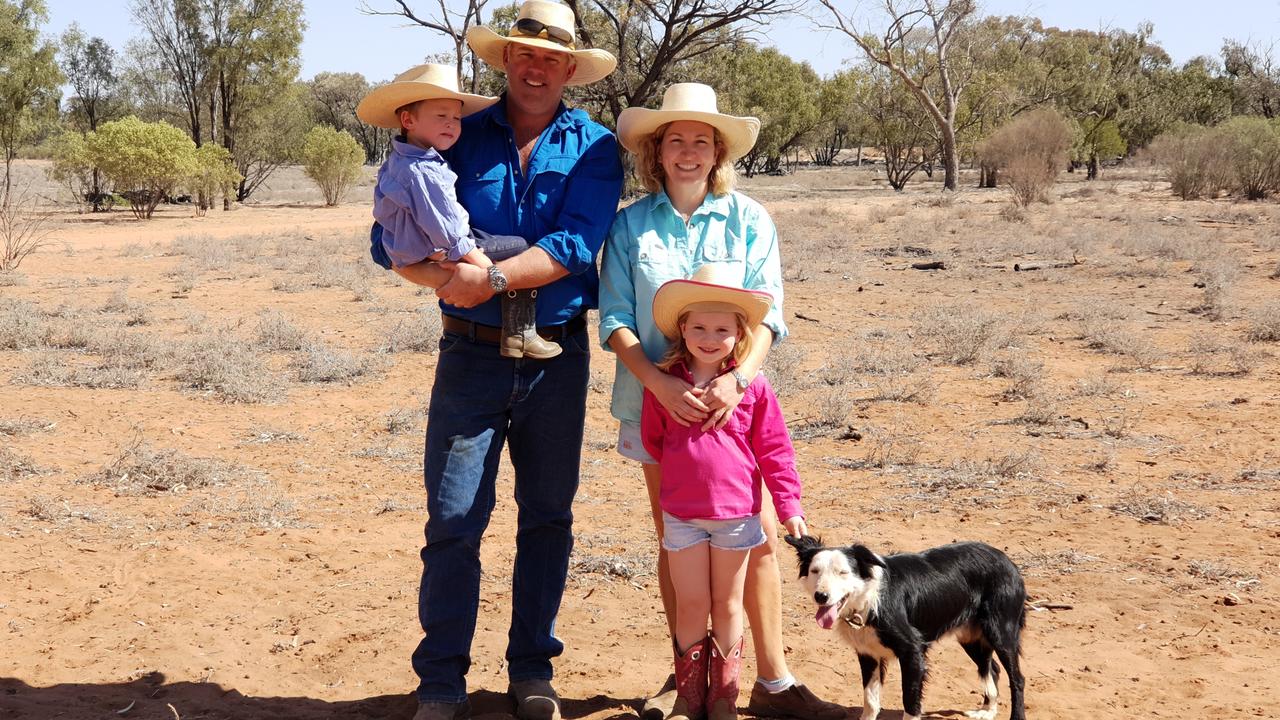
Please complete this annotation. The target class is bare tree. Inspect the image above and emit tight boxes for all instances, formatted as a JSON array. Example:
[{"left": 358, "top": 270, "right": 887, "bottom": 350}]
[
  {"left": 0, "top": 186, "right": 54, "bottom": 273},
  {"left": 131, "top": 0, "right": 212, "bottom": 145},
  {"left": 360, "top": 0, "right": 490, "bottom": 91},
  {"left": 818, "top": 0, "right": 978, "bottom": 190},
  {"left": 566, "top": 0, "right": 800, "bottom": 126}
]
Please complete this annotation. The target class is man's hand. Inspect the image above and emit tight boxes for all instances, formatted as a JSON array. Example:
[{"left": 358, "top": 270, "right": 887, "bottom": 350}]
[{"left": 436, "top": 262, "right": 496, "bottom": 308}]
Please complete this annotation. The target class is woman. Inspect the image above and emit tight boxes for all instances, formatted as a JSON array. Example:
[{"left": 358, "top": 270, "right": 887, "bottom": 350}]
[{"left": 598, "top": 83, "right": 844, "bottom": 720}]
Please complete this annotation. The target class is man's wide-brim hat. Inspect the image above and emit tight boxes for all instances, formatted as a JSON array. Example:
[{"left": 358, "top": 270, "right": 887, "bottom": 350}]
[
  {"left": 466, "top": 0, "right": 616, "bottom": 86},
  {"left": 617, "top": 83, "right": 761, "bottom": 163},
  {"left": 652, "top": 264, "right": 774, "bottom": 340},
  {"left": 356, "top": 63, "right": 498, "bottom": 129}
]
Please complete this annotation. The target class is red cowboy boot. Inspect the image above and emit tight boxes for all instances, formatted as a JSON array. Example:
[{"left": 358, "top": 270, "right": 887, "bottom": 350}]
[
  {"left": 706, "top": 636, "right": 743, "bottom": 720},
  {"left": 671, "top": 635, "right": 709, "bottom": 720}
]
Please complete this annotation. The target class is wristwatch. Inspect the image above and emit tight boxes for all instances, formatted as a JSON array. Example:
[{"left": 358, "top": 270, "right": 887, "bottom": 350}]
[
  {"left": 486, "top": 265, "right": 508, "bottom": 292},
  {"left": 731, "top": 369, "right": 752, "bottom": 392}
]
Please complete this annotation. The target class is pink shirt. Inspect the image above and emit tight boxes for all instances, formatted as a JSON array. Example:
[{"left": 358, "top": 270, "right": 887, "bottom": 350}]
[{"left": 641, "top": 364, "right": 804, "bottom": 522}]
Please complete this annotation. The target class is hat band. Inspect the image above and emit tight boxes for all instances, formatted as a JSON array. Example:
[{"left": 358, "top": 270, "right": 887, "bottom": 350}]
[{"left": 511, "top": 18, "right": 576, "bottom": 49}]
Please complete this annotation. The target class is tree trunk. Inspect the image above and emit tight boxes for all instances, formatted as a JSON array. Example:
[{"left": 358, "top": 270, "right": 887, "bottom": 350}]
[
  {"left": 1087, "top": 154, "right": 1098, "bottom": 181},
  {"left": 979, "top": 164, "right": 998, "bottom": 188},
  {"left": 941, "top": 128, "right": 959, "bottom": 191}
]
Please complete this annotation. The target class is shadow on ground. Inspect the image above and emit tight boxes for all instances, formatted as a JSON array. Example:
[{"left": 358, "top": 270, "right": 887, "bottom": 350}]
[{"left": 0, "top": 675, "right": 636, "bottom": 720}]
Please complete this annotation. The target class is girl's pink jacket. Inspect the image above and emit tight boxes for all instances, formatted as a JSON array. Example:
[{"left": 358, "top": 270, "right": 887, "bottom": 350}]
[{"left": 641, "top": 364, "right": 804, "bottom": 523}]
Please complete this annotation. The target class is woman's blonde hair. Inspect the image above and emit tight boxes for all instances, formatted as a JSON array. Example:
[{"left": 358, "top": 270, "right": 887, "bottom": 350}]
[
  {"left": 656, "top": 309, "right": 755, "bottom": 373},
  {"left": 634, "top": 122, "right": 738, "bottom": 196}
]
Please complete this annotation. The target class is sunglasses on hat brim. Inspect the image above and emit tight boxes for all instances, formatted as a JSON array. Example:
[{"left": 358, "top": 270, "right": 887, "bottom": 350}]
[{"left": 514, "top": 17, "right": 574, "bottom": 46}]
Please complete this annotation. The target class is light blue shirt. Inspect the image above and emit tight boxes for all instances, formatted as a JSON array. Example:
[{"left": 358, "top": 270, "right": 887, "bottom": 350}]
[
  {"left": 598, "top": 190, "right": 788, "bottom": 425},
  {"left": 373, "top": 138, "right": 476, "bottom": 266}
]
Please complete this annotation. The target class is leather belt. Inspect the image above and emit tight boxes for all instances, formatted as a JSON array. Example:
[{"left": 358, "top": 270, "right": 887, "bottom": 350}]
[{"left": 441, "top": 313, "right": 586, "bottom": 344}]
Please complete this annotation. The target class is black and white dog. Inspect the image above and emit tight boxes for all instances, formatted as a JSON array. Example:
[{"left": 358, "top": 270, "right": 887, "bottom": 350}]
[{"left": 784, "top": 536, "right": 1026, "bottom": 720}]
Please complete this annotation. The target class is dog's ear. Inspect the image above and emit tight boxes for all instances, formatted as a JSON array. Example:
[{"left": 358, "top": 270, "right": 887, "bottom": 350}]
[
  {"left": 850, "top": 544, "right": 887, "bottom": 578},
  {"left": 784, "top": 534, "right": 822, "bottom": 577}
]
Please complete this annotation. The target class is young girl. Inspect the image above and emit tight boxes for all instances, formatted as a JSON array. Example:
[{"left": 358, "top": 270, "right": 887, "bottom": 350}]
[{"left": 640, "top": 268, "right": 809, "bottom": 720}]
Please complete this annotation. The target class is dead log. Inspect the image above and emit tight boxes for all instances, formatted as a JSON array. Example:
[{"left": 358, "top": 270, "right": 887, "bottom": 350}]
[
  {"left": 1013, "top": 261, "right": 1078, "bottom": 271},
  {"left": 910, "top": 261, "right": 946, "bottom": 270}
]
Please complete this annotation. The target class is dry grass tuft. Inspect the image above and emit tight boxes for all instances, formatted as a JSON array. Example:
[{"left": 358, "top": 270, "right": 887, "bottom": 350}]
[
  {"left": 1016, "top": 548, "right": 1100, "bottom": 576},
  {"left": 379, "top": 309, "right": 442, "bottom": 353},
  {"left": 177, "top": 332, "right": 284, "bottom": 402},
  {"left": 1186, "top": 559, "right": 1259, "bottom": 587},
  {"left": 915, "top": 304, "right": 1011, "bottom": 365},
  {"left": 1, "top": 446, "right": 41, "bottom": 481},
  {"left": 292, "top": 341, "right": 372, "bottom": 383},
  {"left": 0, "top": 417, "right": 55, "bottom": 436},
  {"left": 1188, "top": 332, "right": 1262, "bottom": 376},
  {"left": 384, "top": 406, "right": 425, "bottom": 434},
  {"left": 1191, "top": 254, "right": 1241, "bottom": 320},
  {"left": 0, "top": 299, "right": 45, "bottom": 349},
  {"left": 81, "top": 438, "right": 257, "bottom": 496},
  {"left": 240, "top": 427, "right": 306, "bottom": 445},
  {"left": 992, "top": 353, "right": 1045, "bottom": 400},
  {"left": 763, "top": 341, "right": 806, "bottom": 398},
  {"left": 1109, "top": 487, "right": 1210, "bottom": 524},
  {"left": 1245, "top": 302, "right": 1280, "bottom": 342},
  {"left": 254, "top": 310, "right": 310, "bottom": 351}
]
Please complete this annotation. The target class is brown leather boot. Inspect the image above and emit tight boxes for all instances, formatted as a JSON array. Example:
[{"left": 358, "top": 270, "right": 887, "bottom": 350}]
[
  {"left": 641, "top": 674, "right": 678, "bottom": 720},
  {"left": 706, "top": 636, "right": 743, "bottom": 720},
  {"left": 500, "top": 289, "right": 562, "bottom": 360},
  {"left": 671, "top": 636, "right": 709, "bottom": 720}
]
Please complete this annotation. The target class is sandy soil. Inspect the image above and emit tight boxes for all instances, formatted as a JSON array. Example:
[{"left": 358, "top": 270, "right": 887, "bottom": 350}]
[{"left": 2, "top": 161, "right": 1278, "bottom": 719}]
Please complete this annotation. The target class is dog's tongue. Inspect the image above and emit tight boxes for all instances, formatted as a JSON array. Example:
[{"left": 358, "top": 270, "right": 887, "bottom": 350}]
[{"left": 815, "top": 604, "right": 840, "bottom": 630}]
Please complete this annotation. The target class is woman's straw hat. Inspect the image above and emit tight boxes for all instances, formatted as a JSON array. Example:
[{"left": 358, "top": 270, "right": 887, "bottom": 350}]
[
  {"left": 652, "top": 264, "right": 774, "bottom": 340},
  {"left": 466, "top": 0, "right": 617, "bottom": 87},
  {"left": 356, "top": 63, "right": 498, "bottom": 129},
  {"left": 616, "top": 83, "right": 761, "bottom": 162}
]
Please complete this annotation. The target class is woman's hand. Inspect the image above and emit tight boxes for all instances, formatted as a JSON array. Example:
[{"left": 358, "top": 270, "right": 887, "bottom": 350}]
[
  {"left": 650, "top": 373, "right": 709, "bottom": 428},
  {"left": 782, "top": 515, "right": 808, "bottom": 538},
  {"left": 700, "top": 372, "right": 747, "bottom": 431}
]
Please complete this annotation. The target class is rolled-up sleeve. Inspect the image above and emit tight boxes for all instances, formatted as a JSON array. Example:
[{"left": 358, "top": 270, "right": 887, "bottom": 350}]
[
  {"left": 597, "top": 210, "right": 636, "bottom": 351},
  {"left": 742, "top": 203, "right": 788, "bottom": 343},
  {"left": 533, "top": 132, "right": 624, "bottom": 275}
]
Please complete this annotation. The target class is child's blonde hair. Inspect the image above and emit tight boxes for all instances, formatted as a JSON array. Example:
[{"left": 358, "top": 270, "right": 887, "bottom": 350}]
[
  {"left": 635, "top": 122, "right": 737, "bottom": 196},
  {"left": 656, "top": 309, "right": 755, "bottom": 373}
]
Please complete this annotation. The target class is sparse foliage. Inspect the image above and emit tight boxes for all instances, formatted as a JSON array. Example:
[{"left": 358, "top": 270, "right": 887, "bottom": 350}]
[
  {"left": 0, "top": 186, "right": 54, "bottom": 272},
  {"left": 979, "top": 108, "right": 1072, "bottom": 207},
  {"left": 89, "top": 116, "right": 197, "bottom": 219},
  {"left": 301, "top": 125, "right": 364, "bottom": 206}
]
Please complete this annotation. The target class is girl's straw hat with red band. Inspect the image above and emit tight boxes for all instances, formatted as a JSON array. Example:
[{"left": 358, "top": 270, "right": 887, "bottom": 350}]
[{"left": 652, "top": 264, "right": 773, "bottom": 340}]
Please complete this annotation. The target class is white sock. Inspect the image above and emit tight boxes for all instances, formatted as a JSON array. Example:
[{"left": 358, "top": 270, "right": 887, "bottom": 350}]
[{"left": 757, "top": 675, "right": 796, "bottom": 693}]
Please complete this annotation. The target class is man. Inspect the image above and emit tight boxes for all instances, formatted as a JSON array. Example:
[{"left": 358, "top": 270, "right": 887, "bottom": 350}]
[{"left": 377, "top": 3, "right": 623, "bottom": 719}]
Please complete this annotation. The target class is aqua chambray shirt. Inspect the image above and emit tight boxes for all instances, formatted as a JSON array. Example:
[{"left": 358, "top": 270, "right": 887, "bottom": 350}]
[{"left": 598, "top": 190, "right": 789, "bottom": 425}]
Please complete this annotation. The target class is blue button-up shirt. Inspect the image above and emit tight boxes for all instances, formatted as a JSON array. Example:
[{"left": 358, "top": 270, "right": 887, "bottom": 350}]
[
  {"left": 598, "top": 190, "right": 788, "bottom": 425},
  {"left": 441, "top": 95, "right": 623, "bottom": 326},
  {"left": 373, "top": 138, "right": 476, "bottom": 266}
]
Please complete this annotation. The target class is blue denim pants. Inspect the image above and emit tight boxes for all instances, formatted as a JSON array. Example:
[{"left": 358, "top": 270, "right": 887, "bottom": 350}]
[{"left": 412, "top": 325, "right": 590, "bottom": 704}]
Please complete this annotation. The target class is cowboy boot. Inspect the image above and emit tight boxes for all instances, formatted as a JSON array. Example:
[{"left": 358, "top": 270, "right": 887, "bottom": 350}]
[
  {"left": 706, "top": 636, "right": 743, "bottom": 720},
  {"left": 671, "top": 636, "right": 709, "bottom": 720},
  {"left": 500, "top": 289, "right": 562, "bottom": 360}
]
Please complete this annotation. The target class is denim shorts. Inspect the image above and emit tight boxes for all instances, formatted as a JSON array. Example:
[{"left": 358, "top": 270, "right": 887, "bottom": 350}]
[
  {"left": 616, "top": 421, "right": 657, "bottom": 465},
  {"left": 662, "top": 512, "right": 766, "bottom": 552}
]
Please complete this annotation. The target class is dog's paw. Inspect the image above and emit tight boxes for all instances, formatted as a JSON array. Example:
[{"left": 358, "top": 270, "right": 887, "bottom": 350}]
[{"left": 964, "top": 709, "right": 998, "bottom": 720}]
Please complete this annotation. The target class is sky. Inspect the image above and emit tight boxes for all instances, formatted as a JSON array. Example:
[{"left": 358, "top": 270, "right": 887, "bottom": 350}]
[{"left": 43, "top": 1, "right": 1280, "bottom": 84}]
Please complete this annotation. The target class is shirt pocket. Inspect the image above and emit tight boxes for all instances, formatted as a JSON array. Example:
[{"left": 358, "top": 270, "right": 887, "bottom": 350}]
[
  {"left": 531, "top": 155, "right": 574, "bottom": 228},
  {"left": 696, "top": 224, "right": 745, "bottom": 265},
  {"left": 456, "top": 165, "right": 506, "bottom": 220}
]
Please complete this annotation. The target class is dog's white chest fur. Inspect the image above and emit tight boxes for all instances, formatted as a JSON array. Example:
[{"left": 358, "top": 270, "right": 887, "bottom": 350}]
[{"left": 837, "top": 618, "right": 895, "bottom": 661}]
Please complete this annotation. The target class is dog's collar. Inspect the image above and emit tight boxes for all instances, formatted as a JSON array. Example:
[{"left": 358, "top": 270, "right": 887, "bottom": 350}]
[{"left": 842, "top": 611, "right": 866, "bottom": 629}]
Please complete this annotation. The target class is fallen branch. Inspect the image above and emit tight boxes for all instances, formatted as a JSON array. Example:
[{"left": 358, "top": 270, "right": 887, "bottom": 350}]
[
  {"left": 794, "top": 312, "right": 821, "bottom": 323},
  {"left": 910, "top": 261, "right": 946, "bottom": 270},
  {"left": 1027, "top": 600, "right": 1073, "bottom": 611},
  {"left": 1014, "top": 261, "right": 1078, "bottom": 272}
]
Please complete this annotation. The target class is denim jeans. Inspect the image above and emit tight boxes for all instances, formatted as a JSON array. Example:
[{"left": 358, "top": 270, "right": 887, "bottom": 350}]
[{"left": 412, "top": 326, "right": 590, "bottom": 704}]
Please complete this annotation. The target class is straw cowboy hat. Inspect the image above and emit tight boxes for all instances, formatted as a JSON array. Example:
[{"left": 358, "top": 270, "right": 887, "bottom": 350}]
[
  {"left": 466, "top": 0, "right": 617, "bottom": 86},
  {"left": 652, "top": 264, "right": 774, "bottom": 340},
  {"left": 617, "top": 83, "right": 761, "bottom": 163},
  {"left": 356, "top": 63, "right": 498, "bottom": 130}
]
